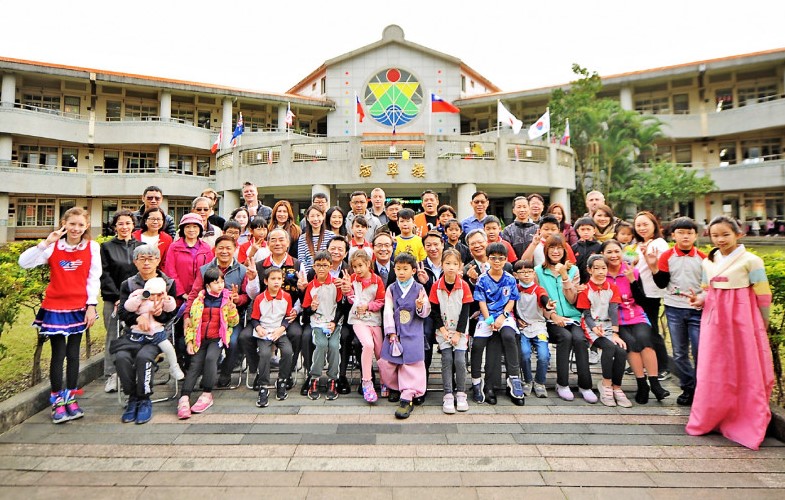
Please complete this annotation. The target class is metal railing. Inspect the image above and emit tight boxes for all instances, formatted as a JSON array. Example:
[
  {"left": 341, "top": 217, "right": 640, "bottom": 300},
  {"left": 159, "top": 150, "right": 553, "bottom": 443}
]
[{"left": 12, "top": 103, "right": 84, "bottom": 120}]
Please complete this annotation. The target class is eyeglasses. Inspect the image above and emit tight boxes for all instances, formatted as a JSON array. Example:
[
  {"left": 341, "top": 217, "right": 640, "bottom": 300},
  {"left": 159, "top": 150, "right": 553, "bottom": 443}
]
[
  {"left": 517, "top": 269, "right": 535, "bottom": 274},
  {"left": 135, "top": 256, "right": 159, "bottom": 263},
  {"left": 147, "top": 217, "right": 163, "bottom": 222},
  {"left": 313, "top": 263, "right": 330, "bottom": 268},
  {"left": 472, "top": 199, "right": 488, "bottom": 205},
  {"left": 145, "top": 196, "right": 162, "bottom": 201},
  {"left": 488, "top": 256, "right": 506, "bottom": 262},
  {"left": 374, "top": 243, "right": 392, "bottom": 249},
  {"left": 194, "top": 207, "right": 210, "bottom": 212}
]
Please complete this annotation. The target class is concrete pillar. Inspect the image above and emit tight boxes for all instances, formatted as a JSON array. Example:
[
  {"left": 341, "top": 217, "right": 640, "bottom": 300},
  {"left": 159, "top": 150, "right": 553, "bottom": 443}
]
[
  {"left": 88, "top": 198, "right": 102, "bottom": 240},
  {"left": 158, "top": 144, "right": 170, "bottom": 173},
  {"left": 1, "top": 74, "right": 15, "bottom": 108},
  {"left": 278, "top": 104, "right": 287, "bottom": 131},
  {"left": 312, "top": 184, "right": 331, "bottom": 206},
  {"left": 160, "top": 91, "right": 171, "bottom": 121},
  {"left": 222, "top": 98, "right": 233, "bottom": 149},
  {"left": 550, "top": 187, "right": 570, "bottom": 222},
  {"left": 619, "top": 86, "right": 633, "bottom": 111},
  {"left": 0, "top": 193, "right": 9, "bottom": 243},
  {"left": 456, "top": 183, "right": 477, "bottom": 222},
  {"left": 222, "top": 190, "right": 241, "bottom": 217},
  {"left": 0, "top": 134, "right": 12, "bottom": 165}
]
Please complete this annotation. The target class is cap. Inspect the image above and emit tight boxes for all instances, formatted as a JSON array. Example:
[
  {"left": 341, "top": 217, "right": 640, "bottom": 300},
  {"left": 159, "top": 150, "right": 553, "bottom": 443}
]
[{"left": 143, "top": 277, "right": 167, "bottom": 295}]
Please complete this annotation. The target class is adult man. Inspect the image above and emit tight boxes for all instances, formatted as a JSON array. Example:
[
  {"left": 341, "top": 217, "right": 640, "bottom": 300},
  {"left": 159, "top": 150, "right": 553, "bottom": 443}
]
[
  {"left": 300, "top": 192, "right": 329, "bottom": 232},
  {"left": 461, "top": 191, "right": 490, "bottom": 236},
  {"left": 371, "top": 230, "right": 396, "bottom": 287},
  {"left": 345, "top": 191, "right": 382, "bottom": 243},
  {"left": 241, "top": 181, "right": 273, "bottom": 221},
  {"left": 527, "top": 193, "right": 545, "bottom": 225},
  {"left": 133, "top": 186, "right": 176, "bottom": 239},
  {"left": 370, "top": 188, "right": 389, "bottom": 225},
  {"left": 584, "top": 190, "right": 606, "bottom": 217},
  {"left": 414, "top": 189, "right": 439, "bottom": 236},
  {"left": 502, "top": 196, "right": 539, "bottom": 260},
  {"left": 201, "top": 188, "right": 226, "bottom": 230}
]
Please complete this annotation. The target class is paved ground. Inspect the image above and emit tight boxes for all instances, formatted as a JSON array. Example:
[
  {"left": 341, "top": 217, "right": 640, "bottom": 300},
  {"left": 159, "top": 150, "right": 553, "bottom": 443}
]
[{"left": 1, "top": 360, "right": 784, "bottom": 499}]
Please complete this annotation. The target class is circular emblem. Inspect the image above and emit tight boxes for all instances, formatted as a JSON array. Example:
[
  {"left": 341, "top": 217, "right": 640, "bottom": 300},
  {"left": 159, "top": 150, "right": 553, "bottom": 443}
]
[
  {"left": 364, "top": 68, "right": 423, "bottom": 130},
  {"left": 399, "top": 310, "right": 412, "bottom": 325}
]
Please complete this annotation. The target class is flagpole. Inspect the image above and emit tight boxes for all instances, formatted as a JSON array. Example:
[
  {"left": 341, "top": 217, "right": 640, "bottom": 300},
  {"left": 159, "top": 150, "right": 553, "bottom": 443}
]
[
  {"left": 428, "top": 90, "right": 432, "bottom": 135},
  {"left": 567, "top": 118, "right": 571, "bottom": 148},
  {"left": 496, "top": 100, "right": 500, "bottom": 139},
  {"left": 287, "top": 102, "right": 290, "bottom": 139},
  {"left": 546, "top": 107, "right": 550, "bottom": 144},
  {"left": 354, "top": 92, "right": 358, "bottom": 137}
]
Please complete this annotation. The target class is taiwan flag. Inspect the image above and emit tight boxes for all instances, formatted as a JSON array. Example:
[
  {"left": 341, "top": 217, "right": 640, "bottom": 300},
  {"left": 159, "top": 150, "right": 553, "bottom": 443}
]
[
  {"left": 431, "top": 93, "right": 460, "bottom": 113},
  {"left": 356, "top": 94, "right": 365, "bottom": 122}
]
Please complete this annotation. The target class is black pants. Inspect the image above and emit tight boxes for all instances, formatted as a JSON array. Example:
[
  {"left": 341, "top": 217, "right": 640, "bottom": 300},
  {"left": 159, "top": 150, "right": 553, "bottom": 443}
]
[
  {"left": 240, "top": 323, "right": 299, "bottom": 376},
  {"left": 548, "top": 323, "right": 592, "bottom": 390},
  {"left": 593, "top": 336, "right": 627, "bottom": 386},
  {"left": 49, "top": 333, "right": 82, "bottom": 392},
  {"left": 471, "top": 327, "right": 520, "bottom": 390},
  {"left": 339, "top": 323, "right": 357, "bottom": 379},
  {"left": 638, "top": 295, "right": 668, "bottom": 370},
  {"left": 423, "top": 316, "right": 436, "bottom": 372},
  {"left": 182, "top": 338, "right": 221, "bottom": 396},
  {"left": 218, "top": 323, "right": 244, "bottom": 378},
  {"left": 115, "top": 343, "right": 161, "bottom": 398}
]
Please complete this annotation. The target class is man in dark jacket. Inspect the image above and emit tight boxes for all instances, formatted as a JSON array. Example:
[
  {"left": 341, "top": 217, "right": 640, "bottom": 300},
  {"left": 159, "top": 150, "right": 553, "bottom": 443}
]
[
  {"left": 132, "top": 185, "right": 176, "bottom": 239},
  {"left": 502, "top": 196, "right": 538, "bottom": 260}
]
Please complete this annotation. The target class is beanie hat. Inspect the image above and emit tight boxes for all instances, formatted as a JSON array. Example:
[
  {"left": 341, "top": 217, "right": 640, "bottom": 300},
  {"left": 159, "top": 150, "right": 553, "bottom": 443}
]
[
  {"left": 144, "top": 277, "right": 167, "bottom": 294},
  {"left": 179, "top": 213, "right": 204, "bottom": 229}
]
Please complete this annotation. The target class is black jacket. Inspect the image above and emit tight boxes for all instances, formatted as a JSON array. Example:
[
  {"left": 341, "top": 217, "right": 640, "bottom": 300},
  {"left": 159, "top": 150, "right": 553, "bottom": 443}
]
[{"left": 100, "top": 237, "right": 147, "bottom": 303}]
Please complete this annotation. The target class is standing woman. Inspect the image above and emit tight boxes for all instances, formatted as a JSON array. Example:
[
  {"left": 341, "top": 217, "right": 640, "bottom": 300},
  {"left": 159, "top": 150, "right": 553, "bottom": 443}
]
[
  {"left": 192, "top": 196, "right": 222, "bottom": 248},
  {"left": 326, "top": 206, "right": 348, "bottom": 237},
  {"left": 297, "top": 205, "right": 335, "bottom": 275},
  {"left": 633, "top": 211, "right": 671, "bottom": 379},
  {"left": 269, "top": 200, "right": 301, "bottom": 257},
  {"left": 100, "top": 209, "right": 145, "bottom": 393},
  {"left": 593, "top": 204, "right": 617, "bottom": 243},
  {"left": 19, "top": 207, "right": 101, "bottom": 423},
  {"left": 133, "top": 207, "right": 173, "bottom": 268},
  {"left": 547, "top": 202, "right": 578, "bottom": 246},
  {"left": 230, "top": 207, "right": 251, "bottom": 245}
]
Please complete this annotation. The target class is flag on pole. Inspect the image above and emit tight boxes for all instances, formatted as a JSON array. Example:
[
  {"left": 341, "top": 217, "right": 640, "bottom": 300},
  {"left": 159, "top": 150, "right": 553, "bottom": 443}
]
[
  {"left": 431, "top": 93, "right": 460, "bottom": 113},
  {"left": 285, "top": 102, "right": 295, "bottom": 127},
  {"left": 497, "top": 101, "right": 522, "bottom": 134},
  {"left": 355, "top": 93, "right": 365, "bottom": 122},
  {"left": 230, "top": 113, "right": 244, "bottom": 147},
  {"left": 528, "top": 109, "right": 550, "bottom": 140},
  {"left": 211, "top": 126, "right": 223, "bottom": 154},
  {"left": 560, "top": 119, "right": 570, "bottom": 145}
]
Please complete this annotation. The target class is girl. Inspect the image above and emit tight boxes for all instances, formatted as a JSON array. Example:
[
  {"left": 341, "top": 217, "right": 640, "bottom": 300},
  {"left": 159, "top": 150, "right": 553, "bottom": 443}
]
[
  {"left": 614, "top": 221, "right": 638, "bottom": 266},
  {"left": 443, "top": 218, "right": 471, "bottom": 264},
  {"left": 325, "top": 206, "right": 347, "bottom": 237},
  {"left": 429, "top": 248, "right": 472, "bottom": 413},
  {"left": 237, "top": 216, "right": 270, "bottom": 266},
  {"left": 297, "top": 205, "right": 335, "bottom": 275},
  {"left": 601, "top": 240, "right": 669, "bottom": 404},
  {"left": 685, "top": 216, "right": 774, "bottom": 450},
  {"left": 229, "top": 207, "right": 251, "bottom": 245},
  {"left": 535, "top": 234, "right": 597, "bottom": 403},
  {"left": 133, "top": 207, "right": 173, "bottom": 268},
  {"left": 268, "top": 200, "right": 301, "bottom": 257},
  {"left": 547, "top": 202, "right": 578, "bottom": 246},
  {"left": 178, "top": 268, "right": 239, "bottom": 419},
  {"left": 18, "top": 207, "right": 101, "bottom": 423},
  {"left": 593, "top": 204, "right": 616, "bottom": 243},
  {"left": 344, "top": 249, "right": 386, "bottom": 403},
  {"left": 576, "top": 254, "right": 631, "bottom": 407}
]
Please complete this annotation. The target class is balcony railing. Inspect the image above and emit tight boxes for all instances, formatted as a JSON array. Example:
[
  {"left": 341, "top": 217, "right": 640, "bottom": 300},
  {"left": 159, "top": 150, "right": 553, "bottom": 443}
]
[{"left": 13, "top": 103, "right": 84, "bottom": 120}]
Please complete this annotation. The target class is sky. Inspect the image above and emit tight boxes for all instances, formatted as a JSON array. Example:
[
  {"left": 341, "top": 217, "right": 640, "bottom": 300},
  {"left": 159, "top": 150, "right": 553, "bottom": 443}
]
[{"left": 3, "top": 0, "right": 785, "bottom": 95}]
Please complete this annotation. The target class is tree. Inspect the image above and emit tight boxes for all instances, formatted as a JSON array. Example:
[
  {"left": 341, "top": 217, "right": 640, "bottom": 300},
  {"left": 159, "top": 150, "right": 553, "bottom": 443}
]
[{"left": 615, "top": 161, "right": 717, "bottom": 221}]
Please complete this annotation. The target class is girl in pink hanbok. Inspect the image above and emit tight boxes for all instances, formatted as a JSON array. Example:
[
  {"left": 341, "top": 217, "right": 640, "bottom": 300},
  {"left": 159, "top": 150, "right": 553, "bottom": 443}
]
[{"left": 685, "top": 216, "right": 774, "bottom": 450}]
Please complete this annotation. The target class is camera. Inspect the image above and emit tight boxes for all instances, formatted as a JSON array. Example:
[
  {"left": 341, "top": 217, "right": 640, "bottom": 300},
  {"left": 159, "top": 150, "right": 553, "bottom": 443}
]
[{"left": 142, "top": 290, "right": 151, "bottom": 299}]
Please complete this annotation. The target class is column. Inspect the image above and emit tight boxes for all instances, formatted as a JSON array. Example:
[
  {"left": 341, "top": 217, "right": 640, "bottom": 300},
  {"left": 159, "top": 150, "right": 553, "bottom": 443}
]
[
  {"left": 0, "top": 134, "right": 12, "bottom": 166},
  {"left": 158, "top": 144, "right": 170, "bottom": 173},
  {"left": 278, "top": 104, "right": 287, "bottom": 131},
  {"left": 0, "top": 193, "right": 9, "bottom": 243},
  {"left": 456, "top": 183, "right": 477, "bottom": 222},
  {"left": 550, "top": 187, "right": 570, "bottom": 222},
  {"left": 88, "top": 198, "right": 103, "bottom": 240},
  {"left": 160, "top": 91, "right": 171, "bottom": 121},
  {"left": 312, "top": 184, "right": 330, "bottom": 206},
  {"left": 1, "top": 74, "right": 15, "bottom": 108},
  {"left": 222, "top": 98, "right": 233, "bottom": 149},
  {"left": 222, "top": 190, "right": 241, "bottom": 218},
  {"left": 619, "top": 86, "right": 633, "bottom": 111}
]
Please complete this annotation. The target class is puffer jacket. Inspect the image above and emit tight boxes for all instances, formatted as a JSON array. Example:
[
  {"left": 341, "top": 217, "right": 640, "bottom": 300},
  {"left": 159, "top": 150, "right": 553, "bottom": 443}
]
[{"left": 185, "top": 288, "right": 239, "bottom": 352}]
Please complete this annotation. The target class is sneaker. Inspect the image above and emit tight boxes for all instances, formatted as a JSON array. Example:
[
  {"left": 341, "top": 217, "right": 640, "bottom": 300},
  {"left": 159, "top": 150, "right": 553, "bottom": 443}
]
[
  {"left": 657, "top": 370, "right": 672, "bottom": 381},
  {"left": 533, "top": 383, "right": 548, "bottom": 398},
  {"left": 300, "top": 376, "right": 312, "bottom": 396},
  {"left": 507, "top": 377, "right": 525, "bottom": 400},
  {"left": 677, "top": 389, "right": 694, "bottom": 406},
  {"left": 191, "top": 393, "right": 214, "bottom": 413},
  {"left": 63, "top": 389, "right": 84, "bottom": 421},
  {"left": 121, "top": 396, "right": 138, "bottom": 423},
  {"left": 104, "top": 373, "right": 118, "bottom": 393},
  {"left": 485, "top": 389, "right": 497, "bottom": 405},
  {"left": 170, "top": 363, "right": 186, "bottom": 381},
  {"left": 614, "top": 389, "right": 633, "bottom": 408},
  {"left": 307, "top": 379, "right": 321, "bottom": 400},
  {"left": 284, "top": 377, "right": 295, "bottom": 391},
  {"left": 136, "top": 398, "right": 153, "bottom": 424},
  {"left": 413, "top": 394, "right": 425, "bottom": 406},
  {"left": 256, "top": 388, "right": 270, "bottom": 408},
  {"left": 276, "top": 379, "right": 288, "bottom": 401},
  {"left": 521, "top": 381, "right": 533, "bottom": 397},
  {"left": 395, "top": 400, "right": 414, "bottom": 419},
  {"left": 387, "top": 390, "right": 401, "bottom": 403},
  {"left": 337, "top": 375, "right": 351, "bottom": 395},
  {"left": 362, "top": 381, "right": 378, "bottom": 403},
  {"left": 252, "top": 373, "right": 263, "bottom": 392},
  {"left": 442, "top": 393, "right": 456, "bottom": 414},
  {"left": 216, "top": 373, "right": 232, "bottom": 388},
  {"left": 177, "top": 396, "right": 191, "bottom": 419},
  {"left": 455, "top": 392, "right": 469, "bottom": 412},
  {"left": 580, "top": 388, "right": 598, "bottom": 404},
  {"left": 599, "top": 385, "right": 616, "bottom": 407},
  {"left": 624, "top": 366, "right": 634, "bottom": 376},
  {"left": 588, "top": 350, "right": 601, "bottom": 365},
  {"left": 556, "top": 384, "right": 574, "bottom": 401},
  {"left": 326, "top": 380, "right": 338, "bottom": 400},
  {"left": 50, "top": 392, "right": 68, "bottom": 424},
  {"left": 471, "top": 380, "right": 485, "bottom": 404},
  {"left": 380, "top": 384, "right": 389, "bottom": 398}
]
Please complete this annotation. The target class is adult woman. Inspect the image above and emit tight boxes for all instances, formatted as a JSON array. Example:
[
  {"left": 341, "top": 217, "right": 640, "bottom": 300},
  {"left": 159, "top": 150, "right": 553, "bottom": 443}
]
[
  {"left": 633, "top": 211, "right": 671, "bottom": 380},
  {"left": 269, "top": 200, "right": 301, "bottom": 257},
  {"left": 100, "top": 209, "right": 146, "bottom": 393},
  {"left": 229, "top": 207, "right": 251, "bottom": 245},
  {"left": 325, "top": 206, "right": 347, "bottom": 237},
  {"left": 535, "top": 234, "right": 597, "bottom": 403},
  {"left": 547, "top": 202, "right": 577, "bottom": 246},
  {"left": 297, "top": 205, "right": 335, "bottom": 274},
  {"left": 192, "top": 196, "right": 222, "bottom": 248},
  {"left": 601, "top": 240, "right": 670, "bottom": 404},
  {"left": 132, "top": 207, "right": 173, "bottom": 268},
  {"left": 593, "top": 204, "right": 617, "bottom": 243}
]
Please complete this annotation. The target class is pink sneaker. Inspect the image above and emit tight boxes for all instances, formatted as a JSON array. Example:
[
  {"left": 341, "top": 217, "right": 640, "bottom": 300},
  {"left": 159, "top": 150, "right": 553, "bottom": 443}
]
[
  {"left": 177, "top": 396, "right": 191, "bottom": 419},
  {"left": 190, "top": 393, "right": 213, "bottom": 414},
  {"left": 362, "top": 381, "right": 378, "bottom": 403}
]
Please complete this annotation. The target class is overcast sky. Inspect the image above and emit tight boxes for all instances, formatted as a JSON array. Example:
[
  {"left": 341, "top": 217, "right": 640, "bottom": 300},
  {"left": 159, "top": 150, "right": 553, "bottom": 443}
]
[{"left": 3, "top": 0, "right": 784, "bottom": 94}]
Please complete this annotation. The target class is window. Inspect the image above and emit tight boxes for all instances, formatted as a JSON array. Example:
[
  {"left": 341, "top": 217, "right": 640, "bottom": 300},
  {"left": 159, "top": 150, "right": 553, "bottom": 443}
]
[
  {"left": 672, "top": 94, "right": 689, "bottom": 114},
  {"left": 197, "top": 110, "right": 211, "bottom": 129},
  {"left": 19, "top": 145, "right": 58, "bottom": 168},
  {"left": 741, "top": 138, "right": 781, "bottom": 163},
  {"left": 715, "top": 89, "right": 733, "bottom": 111},
  {"left": 106, "top": 101, "right": 122, "bottom": 121},
  {"left": 16, "top": 197, "right": 56, "bottom": 227},
  {"left": 171, "top": 108, "right": 194, "bottom": 124},
  {"left": 738, "top": 83, "right": 778, "bottom": 107},
  {"left": 243, "top": 114, "right": 266, "bottom": 132},
  {"left": 61, "top": 148, "right": 78, "bottom": 172},
  {"left": 320, "top": 77, "right": 326, "bottom": 94},
  {"left": 168, "top": 200, "right": 192, "bottom": 226},
  {"left": 23, "top": 94, "right": 60, "bottom": 113},
  {"left": 196, "top": 156, "right": 212, "bottom": 177},
  {"left": 461, "top": 75, "right": 466, "bottom": 93},
  {"left": 674, "top": 145, "right": 692, "bottom": 166},
  {"left": 124, "top": 104, "right": 157, "bottom": 121},
  {"left": 125, "top": 152, "right": 156, "bottom": 173},
  {"left": 101, "top": 150, "right": 120, "bottom": 173},
  {"left": 59, "top": 199, "right": 76, "bottom": 220},
  {"left": 719, "top": 142, "right": 737, "bottom": 166},
  {"left": 63, "top": 96, "right": 80, "bottom": 117},
  {"left": 634, "top": 96, "right": 669, "bottom": 114},
  {"left": 169, "top": 154, "right": 193, "bottom": 175}
]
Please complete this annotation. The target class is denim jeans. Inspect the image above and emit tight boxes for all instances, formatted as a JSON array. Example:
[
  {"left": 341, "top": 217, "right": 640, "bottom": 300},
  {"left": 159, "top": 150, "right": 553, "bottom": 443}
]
[
  {"left": 520, "top": 335, "right": 550, "bottom": 384},
  {"left": 664, "top": 305, "right": 702, "bottom": 390}
]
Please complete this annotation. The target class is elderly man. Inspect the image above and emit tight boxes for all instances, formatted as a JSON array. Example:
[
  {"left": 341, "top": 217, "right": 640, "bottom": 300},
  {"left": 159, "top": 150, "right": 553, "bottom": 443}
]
[
  {"left": 584, "top": 190, "right": 606, "bottom": 217},
  {"left": 201, "top": 188, "right": 226, "bottom": 230},
  {"left": 114, "top": 245, "right": 178, "bottom": 425},
  {"left": 345, "top": 190, "right": 382, "bottom": 243},
  {"left": 133, "top": 185, "right": 176, "bottom": 238},
  {"left": 241, "top": 181, "right": 273, "bottom": 221}
]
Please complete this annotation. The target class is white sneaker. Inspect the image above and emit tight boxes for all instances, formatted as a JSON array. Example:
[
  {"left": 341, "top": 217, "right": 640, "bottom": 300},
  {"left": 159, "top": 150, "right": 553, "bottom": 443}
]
[
  {"left": 614, "top": 389, "right": 633, "bottom": 408},
  {"left": 599, "top": 385, "right": 616, "bottom": 407},
  {"left": 533, "top": 383, "right": 548, "bottom": 398},
  {"left": 170, "top": 364, "right": 185, "bottom": 381},
  {"left": 556, "top": 384, "right": 574, "bottom": 401},
  {"left": 522, "top": 381, "right": 533, "bottom": 396},
  {"left": 588, "top": 350, "right": 601, "bottom": 365},
  {"left": 104, "top": 373, "right": 117, "bottom": 393},
  {"left": 442, "top": 393, "right": 456, "bottom": 414},
  {"left": 580, "top": 388, "right": 598, "bottom": 404},
  {"left": 455, "top": 392, "right": 469, "bottom": 412}
]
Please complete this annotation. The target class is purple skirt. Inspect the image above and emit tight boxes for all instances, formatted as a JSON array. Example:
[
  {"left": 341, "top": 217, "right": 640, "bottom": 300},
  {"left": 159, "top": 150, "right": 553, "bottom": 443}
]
[{"left": 33, "top": 307, "right": 87, "bottom": 336}]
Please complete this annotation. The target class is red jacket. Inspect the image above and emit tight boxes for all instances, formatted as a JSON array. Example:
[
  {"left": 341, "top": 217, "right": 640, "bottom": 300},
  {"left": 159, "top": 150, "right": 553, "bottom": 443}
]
[{"left": 132, "top": 229, "right": 173, "bottom": 268}]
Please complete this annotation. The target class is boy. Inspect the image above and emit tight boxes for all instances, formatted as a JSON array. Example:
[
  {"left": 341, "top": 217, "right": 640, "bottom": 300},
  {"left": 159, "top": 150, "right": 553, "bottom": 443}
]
[
  {"left": 513, "top": 259, "right": 552, "bottom": 398},
  {"left": 483, "top": 215, "right": 518, "bottom": 263},
  {"left": 249, "top": 267, "right": 295, "bottom": 408},
  {"left": 302, "top": 251, "right": 345, "bottom": 401},
  {"left": 238, "top": 216, "right": 269, "bottom": 265},
  {"left": 394, "top": 208, "right": 427, "bottom": 262},
  {"left": 471, "top": 242, "right": 525, "bottom": 406},
  {"left": 521, "top": 215, "right": 576, "bottom": 267},
  {"left": 443, "top": 218, "right": 471, "bottom": 264},
  {"left": 348, "top": 216, "right": 373, "bottom": 264},
  {"left": 651, "top": 217, "right": 705, "bottom": 406},
  {"left": 571, "top": 217, "right": 602, "bottom": 284},
  {"left": 502, "top": 196, "right": 538, "bottom": 260},
  {"left": 378, "top": 253, "right": 431, "bottom": 419}
]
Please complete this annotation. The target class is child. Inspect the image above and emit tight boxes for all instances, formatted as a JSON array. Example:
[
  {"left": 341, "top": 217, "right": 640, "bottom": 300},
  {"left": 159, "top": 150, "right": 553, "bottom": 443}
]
[
  {"left": 18, "top": 207, "right": 101, "bottom": 423},
  {"left": 378, "top": 253, "right": 431, "bottom": 419},
  {"left": 576, "top": 255, "right": 631, "bottom": 407},
  {"left": 178, "top": 268, "right": 239, "bottom": 418},
  {"left": 685, "top": 216, "right": 774, "bottom": 450},
  {"left": 615, "top": 221, "right": 639, "bottom": 266},
  {"left": 443, "top": 218, "right": 471, "bottom": 264},
  {"left": 238, "top": 216, "right": 270, "bottom": 266},
  {"left": 123, "top": 277, "right": 184, "bottom": 381},
  {"left": 249, "top": 267, "right": 295, "bottom": 408},
  {"left": 572, "top": 217, "right": 602, "bottom": 284},
  {"left": 522, "top": 215, "right": 577, "bottom": 267},
  {"left": 344, "top": 249, "right": 386, "bottom": 403},
  {"left": 483, "top": 215, "right": 518, "bottom": 263},
  {"left": 302, "top": 251, "right": 345, "bottom": 401},
  {"left": 429, "top": 248, "right": 473, "bottom": 413},
  {"left": 513, "top": 259, "right": 552, "bottom": 398},
  {"left": 471, "top": 242, "right": 526, "bottom": 406},
  {"left": 348, "top": 216, "right": 373, "bottom": 264},
  {"left": 394, "top": 208, "right": 426, "bottom": 262},
  {"left": 650, "top": 216, "right": 705, "bottom": 406}
]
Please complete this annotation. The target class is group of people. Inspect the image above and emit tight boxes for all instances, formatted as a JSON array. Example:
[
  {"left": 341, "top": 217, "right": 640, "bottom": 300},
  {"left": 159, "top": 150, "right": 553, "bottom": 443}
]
[{"left": 18, "top": 184, "right": 775, "bottom": 449}]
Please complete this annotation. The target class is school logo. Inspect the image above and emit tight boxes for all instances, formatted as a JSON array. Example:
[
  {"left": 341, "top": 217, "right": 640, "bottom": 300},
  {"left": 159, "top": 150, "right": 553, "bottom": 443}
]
[
  {"left": 59, "top": 259, "right": 83, "bottom": 271},
  {"left": 503, "top": 287, "right": 511, "bottom": 297},
  {"left": 364, "top": 68, "right": 423, "bottom": 130}
]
